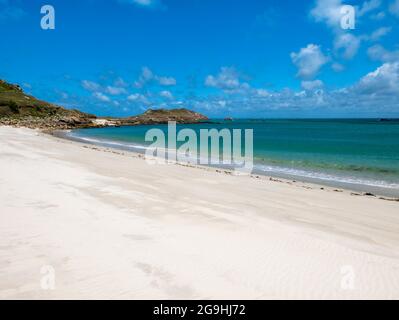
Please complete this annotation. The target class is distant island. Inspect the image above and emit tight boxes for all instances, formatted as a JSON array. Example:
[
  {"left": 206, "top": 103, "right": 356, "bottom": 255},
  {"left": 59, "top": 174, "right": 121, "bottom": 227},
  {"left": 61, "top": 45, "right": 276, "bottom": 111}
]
[{"left": 0, "top": 79, "right": 209, "bottom": 130}]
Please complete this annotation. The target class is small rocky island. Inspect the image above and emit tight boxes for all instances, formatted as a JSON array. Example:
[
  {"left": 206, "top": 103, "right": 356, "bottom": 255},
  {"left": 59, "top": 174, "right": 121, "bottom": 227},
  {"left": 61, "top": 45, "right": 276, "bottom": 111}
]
[{"left": 0, "top": 79, "right": 209, "bottom": 130}]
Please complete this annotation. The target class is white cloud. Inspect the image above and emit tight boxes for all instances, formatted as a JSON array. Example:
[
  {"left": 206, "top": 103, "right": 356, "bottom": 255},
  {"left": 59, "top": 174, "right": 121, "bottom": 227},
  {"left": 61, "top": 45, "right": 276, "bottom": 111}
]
[
  {"left": 82, "top": 79, "right": 127, "bottom": 99},
  {"left": 358, "top": 0, "right": 381, "bottom": 16},
  {"left": 93, "top": 92, "right": 111, "bottom": 102},
  {"left": 310, "top": 0, "right": 381, "bottom": 28},
  {"left": 134, "top": 67, "right": 176, "bottom": 88},
  {"left": 158, "top": 76, "right": 176, "bottom": 86},
  {"left": 310, "top": 0, "right": 343, "bottom": 29},
  {"left": 114, "top": 77, "right": 128, "bottom": 87},
  {"left": 127, "top": 93, "right": 140, "bottom": 100},
  {"left": 186, "top": 62, "right": 399, "bottom": 117},
  {"left": 368, "top": 27, "right": 392, "bottom": 41},
  {"left": 159, "top": 90, "right": 173, "bottom": 99},
  {"left": 81, "top": 80, "right": 101, "bottom": 92},
  {"left": 141, "top": 67, "right": 153, "bottom": 80},
  {"left": 217, "top": 100, "right": 227, "bottom": 107},
  {"left": 389, "top": 0, "right": 399, "bottom": 17},
  {"left": 127, "top": 93, "right": 149, "bottom": 104},
  {"left": 105, "top": 86, "right": 127, "bottom": 95},
  {"left": 134, "top": 66, "right": 154, "bottom": 88},
  {"left": 205, "top": 67, "right": 240, "bottom": 89},
  {"left": 334, "top": 33, "right": 360, "bottom": 59},
  {"left": 370, "top": 11, "right": 386, "bottom": 20},
  {"left": 290, "top": 44, "right": 329, "bottom": 79},
  {"left": 368, "top": 45, "right": 399, "bottom": 62},
  {"left": 255, "top": 89, "right": 270, "bottom": 97},
  {"left": 355, "top": 62, "right": 399, "bottom": 94},
  {"left": 204, "top": 68, "right": 272, "bottom": 98},
  {"left": 332, "top": 62, "right": 345, "bottom": 72},
  {"left": 205, "top": 67, "right": 250, "bottom": 92},
  {"left": 301, "top": 79, "right": 324, "bottom": 91},
  {"left": 310, "top": 1, "right": 366, "bottom": 61}
]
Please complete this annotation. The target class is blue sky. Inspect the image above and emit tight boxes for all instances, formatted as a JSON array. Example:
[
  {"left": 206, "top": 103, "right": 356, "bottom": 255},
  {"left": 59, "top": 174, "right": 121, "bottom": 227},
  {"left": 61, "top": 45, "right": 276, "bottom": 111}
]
[{"left": 1, "top": 0, "right": 399, "bottom": 117}]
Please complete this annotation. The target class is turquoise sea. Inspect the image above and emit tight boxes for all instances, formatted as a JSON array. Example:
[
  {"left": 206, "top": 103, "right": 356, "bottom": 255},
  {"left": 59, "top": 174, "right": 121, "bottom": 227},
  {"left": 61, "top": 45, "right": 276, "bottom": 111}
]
[{"left": 67, "top": 119, "right": 399, "bottom": 197}]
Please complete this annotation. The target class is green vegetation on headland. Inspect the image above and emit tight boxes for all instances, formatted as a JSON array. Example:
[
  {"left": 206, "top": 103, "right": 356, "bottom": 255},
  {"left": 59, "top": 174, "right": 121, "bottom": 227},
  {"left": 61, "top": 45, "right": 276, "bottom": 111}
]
[
  {"left": 0, "top": 80, "right": 96, "bottom": 129},
  {"left": 124, "top": 108, "right": 209, "bottom": 125},
  {"left": 0, "top": 79, "right": 208, "bottom": 130}
]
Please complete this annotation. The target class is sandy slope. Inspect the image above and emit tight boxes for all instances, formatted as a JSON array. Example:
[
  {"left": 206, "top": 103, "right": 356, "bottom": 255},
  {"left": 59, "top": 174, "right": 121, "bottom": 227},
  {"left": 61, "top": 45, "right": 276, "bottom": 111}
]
[{"left": 0, "top": 126, "right": 399, "bottom": 299}]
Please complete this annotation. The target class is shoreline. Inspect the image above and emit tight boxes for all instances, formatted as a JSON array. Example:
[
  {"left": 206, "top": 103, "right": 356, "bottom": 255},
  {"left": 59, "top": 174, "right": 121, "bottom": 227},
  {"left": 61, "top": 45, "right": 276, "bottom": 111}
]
[
  {"left": 55, "top": 127, "right": 399, "bottom": 200},
  {"left": 1, "top": 125, "right": 399, "bottom": 299}
]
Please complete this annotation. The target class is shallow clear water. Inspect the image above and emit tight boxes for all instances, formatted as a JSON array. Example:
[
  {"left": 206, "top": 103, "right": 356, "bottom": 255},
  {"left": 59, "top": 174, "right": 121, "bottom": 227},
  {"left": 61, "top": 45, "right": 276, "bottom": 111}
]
[{"left": 68, "top": 119, "right": 399, "bottom": 196}]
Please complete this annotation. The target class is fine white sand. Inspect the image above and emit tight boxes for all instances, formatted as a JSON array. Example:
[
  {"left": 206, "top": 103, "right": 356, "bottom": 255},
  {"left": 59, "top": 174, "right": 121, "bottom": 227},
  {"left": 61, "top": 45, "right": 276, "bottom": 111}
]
[{"left": 1, "top": 126, "right": 399, "bottom": 299}]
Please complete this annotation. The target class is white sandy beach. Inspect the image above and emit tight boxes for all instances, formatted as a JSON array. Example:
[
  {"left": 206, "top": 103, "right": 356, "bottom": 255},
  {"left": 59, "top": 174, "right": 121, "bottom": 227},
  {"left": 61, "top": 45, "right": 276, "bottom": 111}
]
[{"left": 0, "top": 126, "right": 399, "bottom": 299}]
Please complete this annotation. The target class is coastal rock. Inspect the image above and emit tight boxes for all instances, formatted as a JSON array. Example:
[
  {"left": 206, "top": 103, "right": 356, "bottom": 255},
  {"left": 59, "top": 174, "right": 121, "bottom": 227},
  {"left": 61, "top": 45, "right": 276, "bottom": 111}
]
[{"left": 123, "top": 108, "right": 209, "bottom": 125}]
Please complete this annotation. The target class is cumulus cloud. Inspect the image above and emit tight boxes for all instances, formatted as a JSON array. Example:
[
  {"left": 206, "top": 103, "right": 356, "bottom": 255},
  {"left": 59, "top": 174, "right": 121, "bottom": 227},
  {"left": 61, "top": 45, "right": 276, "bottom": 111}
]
[
  {"left": 134, "top": 67, "right": 154, "bottom": 88},
  {"left": 204, "top": 67, "right": 274, "bottom": 99},
  {"left": 134, "top": 67, "right": 176, "bottom": 88},
  {"left": 76, "top": 61, "right": 399, "bottom": 117},
  {"left": 255, "top": 89, "right": 270, "bottom": 97},
  {"left": 127, "top": 93, "right": 149, "bottom": 104},
  {"left": 311, "top": 0, "right": 381, "bottom": 27},
  {"left": 82, "top": 79, "right": 127, "bottom": 100},
  {"left": 310, "top": 0, "right": 363, "bottom": 60},
  {"left": 114, "top": 77, "right": 128, "bottom": 88},
  {"left": 159, "top": 90, "right": 173, "bottom": 99},
  {"left": 80, "top": 71, "right": 177, "bottom": 111},
  {"left": 73, "top": 56, "right": 399, "bottom": 117},
  {"left": 93, "top": 92, "right": 111, "bottom": 102},
  {"left": 290, "top": 44, "right": 329, "bottom": 79},
  {"left": 368, "top": 45, "right": 399, "bottom": 62},
  {"left": 184, "top": 61, "right": 399, "bottom": 117},
  {"left": 81, "top": 80, "right": 101, "bottom": 92},
  {"left": 105, "top": 86, "right": 127, "bottom": 95},
  {"left": 310, "top": 0, "right": 343, "bottom": 29},
  {"left": 301, "top": 79, "right": 324, "bottom": 90},
  {"left": 158, "top": 76, "right": 176, "bottom": 86},
  {"left": 368, "top": 27, "right": 392, "bottom": 41},
  {"left": 354, "top": 62, "right": 399, "bottom": 94},
  {"left": 358, "top": 0, "right": 381, "bottom": 16},
  {"left": 187, "top": 89, "right": 331, "bottom": 116},
  {"left": 205, "top": 67, "right": 240, "bottom": 89},
  {"left": 205, "top": 67, "right": 250, "bottom": 92},
  {"left": 332, "top": 62, "right": 345, "bottom": 72},
  {"left": 334, "top": 33, "right": 361, "bottom": 59},
  {"left": 371, "top": 11, "right": 386, "bottom": 20}
]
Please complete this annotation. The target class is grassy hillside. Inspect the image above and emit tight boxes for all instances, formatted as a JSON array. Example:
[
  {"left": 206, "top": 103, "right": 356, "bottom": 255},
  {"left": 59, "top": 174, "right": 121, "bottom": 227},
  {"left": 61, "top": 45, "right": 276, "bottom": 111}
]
[
  {"left": 0, "top": 80, "right": 96, "bottom": 129},
  {"left": 126, "top": 108, "right": 209, "bottom": 125},
  {"left": 0, "top": 80, "right": 93, "bottom": 119}
]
